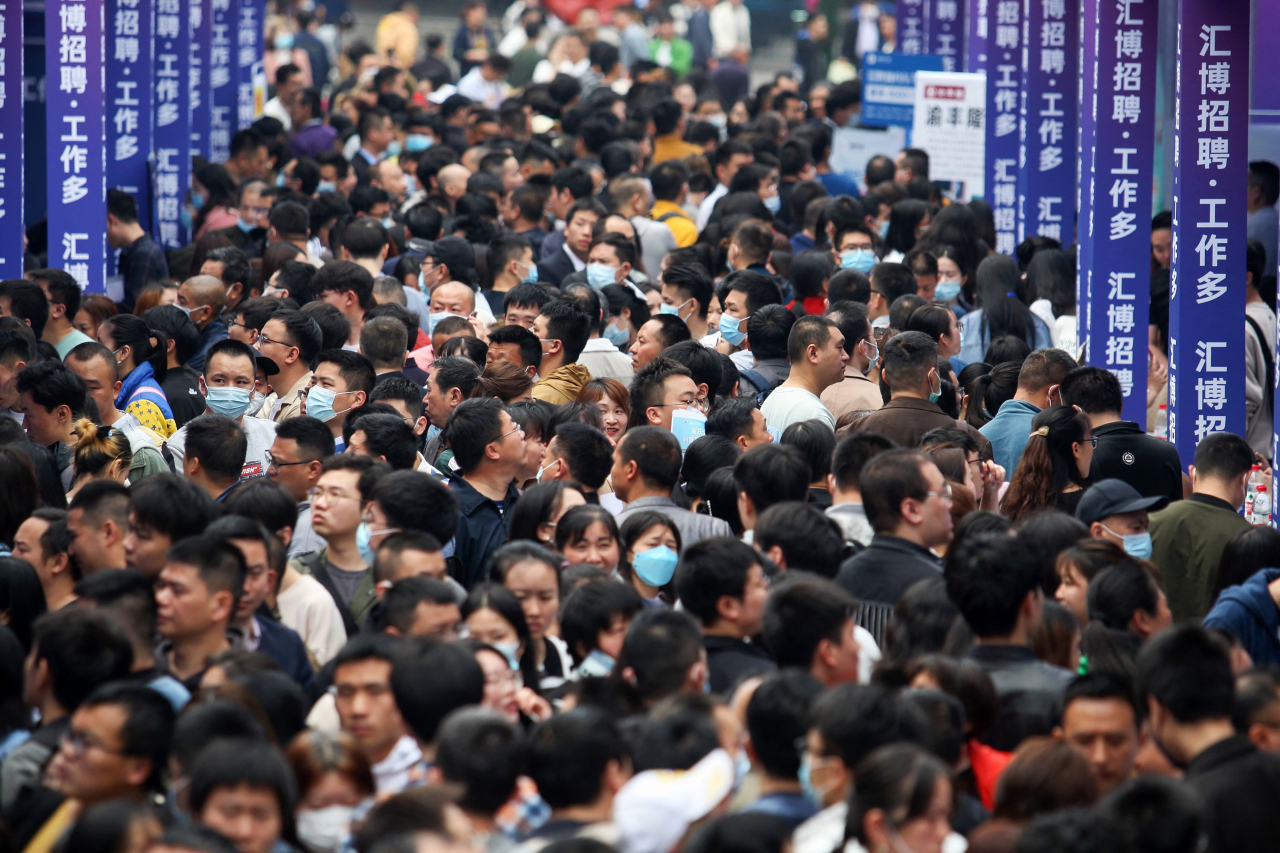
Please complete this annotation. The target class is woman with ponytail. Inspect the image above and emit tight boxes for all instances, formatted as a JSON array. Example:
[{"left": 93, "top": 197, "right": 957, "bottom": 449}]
[
  {"left": 1000, "top": 406, "right": 1094, "bottom": 522},
  {"left": 68, "top": 419, "right": 133, "bottom": 493},
  {"left": 97, "top": 314, "right": 177, "bottom": 438},
  {"left": 837, "top": 743, "right": 954, "bottom": 853},
  {"left": 955, "top": 254, "right": 1053, "bottom": 366},
  {"left": 962, "top": 361, "right": 1020, "bottom": 430}
]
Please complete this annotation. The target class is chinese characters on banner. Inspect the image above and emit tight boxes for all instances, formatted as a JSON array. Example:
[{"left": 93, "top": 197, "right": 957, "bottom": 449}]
[
  {"left": 153, "top": 0, "right": 190, "bottom": 248},
  {"left": 1168, "top": 8, "right": 1247, "bottom": 465},
  {"left": 1018, "top": 0, "right": 1077, "bottom": 245},
  {"left": 105, "top": 0, "right": 152, "bottom": 274},
  {"left": 967, "top": 0, "right": 989, "bottom": 73},
  {"left": 0, "top": 0, "right": 22, "bottom": 277},
  {"left": 898, "top": 0, "right": 927, "bottom": 54},
  {"left": 928, "top": 0, "right": 965, "bottom": 71},
  {"left": 209, "top": 0, "right": 234, "bottom": 161},
  {"left": 47, "top": 0, "right": 106, "bottom": 291},
  {"left": 983, "top": 0, "right": 1020, "bottom": 255},
  {"left": 236, "top": 0, "right": 264, "bottom": 127},
  {"left": 913, "top": 72, "right": 986, "bottom": 198},
  {"left": 1074, "top": 0, "right": 1097, "bottom": 349},
  {"left": 1079, "top": 0, "right": 1154, "bottom": 422},
  {"left": 191, "top": 0, "right": 212, "bottom": 159}
]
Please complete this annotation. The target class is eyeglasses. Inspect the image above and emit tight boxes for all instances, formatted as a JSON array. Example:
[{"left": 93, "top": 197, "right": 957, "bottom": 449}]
[
  {"left": 307, "top": 487, "right": 361, "bottom": 504},
  {"left": 228, "top": 321, "right": 259, "bottom": 344},
  {"left": 493, "top": 425, "right": 525, "bottom": 443},
  {"left": 257, "top": 333, "right": 291, "bottom": 349},
  {"left": 924, "top": 483, "right": 953, "bottom": 502},
  {"left": 1085, "top": 436, "right": 1099, "bottom": 448},
  {"left": 61, "top": 729, "right": 127, "bottom": 758},
  {"left": 266, "top": 450, "right": 313, "bottom": 470}
]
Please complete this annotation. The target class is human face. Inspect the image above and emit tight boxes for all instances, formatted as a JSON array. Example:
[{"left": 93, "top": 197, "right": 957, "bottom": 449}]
[
  {"left": 916, "top": 462, "right": 954, "bottom": 548},
  {"left": 429, "top": 284, "right": 474, "bottom": 317},
  {"left": 891, "top": 776, "right": 953, "bottom": 853},
  {"left": 488, "top": 411, "right": 527, "bottom": 469},
  {"left": 228, "top": 538, "right": 273, "bottom": 625},
  {"left": 659, "top": 285, "right": 697, "bottom": 323},
  {"left": 155, "top": 562, "right": 230, "bottom": 641},
  {"left": 203, "top": 352, "right": 256, "bottom": 398},
  {"left": 624, "top": 522, "right": 679, "bottom": 592},
  {"left": 1097, "top": 510, "right": 1149, "bottom": 543},
  {"left": 424, "top": 371, "right": 459, "bottom": 428},
  {"left": 333, "top": 658, "right": 405, "bottom": 760},
  {"left": 68, "top": 354, "right": 121, "bottom": 422},
  {"left": 309, "top": 470, "right": 364, "bottom": 540},
  {"left": 1151, "top": 228, "right": 1171, "bottom": 269},
  {"left": 564, "top": 211, "right": 599, "bottom": 259},
  {"left": 563, "top": 520, "right": 620, "bottom": 572},
  {"left": 199, "top": 784, "right": 284, "bottom": 853},
  {"left": 476, "top": 649, "right": 520, "bottom": 723},
  {"left": 504, "top": 559, "right": 560, "bottom": 641},
  {"left": 629, "top": 320, "right": 667, "bottom": 370},
  {"left": 649, "top": 374, "right": 700, "bottom": 430},
  {"left": 20, "top": 391, "right": 67, "bottom": 446},
  {"left": 936, "top": 256, "right": 963, "bottom": 295},
  {"left": 257, "top": 319, "right": 299, "bottom": 371},
  {"left": 937, "top": 311, "right": 961, "bottom": 358},
  {"left": 381, "top": 544, "right": 449, "bottom": 585},
  {"left": 57, "top": 702, "right": 149, "bottom": 805},
  {"left": 123, "top": 514, "right": 171, "bottom": 578},
  {"left": 503, "top": 304, "right": 539, "bottom": 330},
  {"left": 593, "top": 395, "right": 627, "bottom": 443},
  {"left": 267, "top": 437, "right": 322, "bottom": 502},
  {"left": 740, "top": 409, "right": 773, "bottom": 450},
  {"left": 717, "top": 153, "right": 754, "bottom": 187},
  {"left": 815, "top": 326, "right": 849, "bottom": 386},
  {"left": 1055, "top": 561, "right": 1090, "bottom": 624},
  {"left": 66, "top": 507, "right": 116, "bottom": 575},
  {"left": 596, "top": 613, "right": 631, "bottom": 660},
  {"left": 531, "top": 313, "right": 560, "bottom": 362},
  {"left": 176, "top": 283, "right": 212, "bottom": 328},
  {"left": 309, "top": 361, "right": 359, "bottom": 421},
  {"left": 13, "top": 517, "right": 53, "bottom": 583},
  {"left": 466, "top": 606, "right": 522, "bottom": 656},
  {"left": 405, "top": 601, "right": 462, "bottom": 639},
  {"left": 300, "top": 770, "right": 367, "bottom": 811},
  {"left": 587, "top": 244, "right": 626, "bottom": 284},
  {"left": 837, "top": 231, "right": 874, "bottom": 254},
  {"left": 516, "top": 428, "right": 547, "bottom": 484},
  {"left": 1059, "top": 698, "right": 1139, "bottom": 793}
]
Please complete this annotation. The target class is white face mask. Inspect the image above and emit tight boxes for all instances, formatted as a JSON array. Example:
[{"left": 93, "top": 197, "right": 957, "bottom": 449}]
[{"left": 296, "top": 805, "right": 357, "bottom": 853}]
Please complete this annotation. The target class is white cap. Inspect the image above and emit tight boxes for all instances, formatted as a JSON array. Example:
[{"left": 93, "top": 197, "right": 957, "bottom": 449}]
[{"left": 613, "top": 748, "right": 735, "bottom": 853}]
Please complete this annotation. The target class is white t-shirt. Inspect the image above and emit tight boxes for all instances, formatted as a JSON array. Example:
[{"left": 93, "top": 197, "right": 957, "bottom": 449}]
[
  {"left": 164, "top": 413, "right": 278, "bottom": 479},
  {"left": 760, "top": 385, "right": 836, "bottom": 436}
]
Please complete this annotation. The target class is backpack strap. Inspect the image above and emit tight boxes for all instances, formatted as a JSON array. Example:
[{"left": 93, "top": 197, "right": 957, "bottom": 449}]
[
  {"left": 1246, "top": 314, "right": 1274, "bottom": 412},
  {"left": 305, "top": 553, "right": 361, "bottom": 639}
]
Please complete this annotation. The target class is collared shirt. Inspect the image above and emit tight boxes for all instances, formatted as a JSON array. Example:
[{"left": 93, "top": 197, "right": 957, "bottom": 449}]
[
  {"left": 979, "top": 398, "right": 1042, "bottom": 474},
  {"left": 696, "top": 184, "right": 729, "bottom": 231},
  {"left": 373, "top": 735, "right": 424, "bottom": 797},
  {"left": 820, "top": 366, "right": 883, "bottom": 419},
  {"left": 562, "top": 241, "right": 586, "bottom": 272},
  {"left": 268, "top": 371, "right": 314, "bottom": 422}
]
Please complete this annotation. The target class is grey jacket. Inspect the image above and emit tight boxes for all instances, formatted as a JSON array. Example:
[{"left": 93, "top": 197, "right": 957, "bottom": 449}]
[{"left": 615, "top": 496, "right": 733, "bottom": 552}]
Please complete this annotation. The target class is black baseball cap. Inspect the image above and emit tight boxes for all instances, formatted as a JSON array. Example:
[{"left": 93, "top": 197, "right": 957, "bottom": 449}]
[{"left": 1075, "top": 479, "right": 1169, "bottom": 525}]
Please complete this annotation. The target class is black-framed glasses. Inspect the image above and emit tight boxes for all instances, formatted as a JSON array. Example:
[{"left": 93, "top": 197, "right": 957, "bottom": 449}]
[
  {"left": 257, "top": 333, "right": 291, "bottom": 349},
  {"left": 61, "top": 729, "right": 127, "bottom": 758},
  {"left": 1086, "top": 436, "right": 1099, "bottom": 448},
  {"left": 266, "top": 450, "right": 312, "bottom": 470}
]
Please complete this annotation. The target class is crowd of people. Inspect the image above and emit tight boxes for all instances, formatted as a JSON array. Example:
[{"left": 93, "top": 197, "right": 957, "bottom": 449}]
[{"left": 5, "top": 2, "right": 1280, "bottom": 853}]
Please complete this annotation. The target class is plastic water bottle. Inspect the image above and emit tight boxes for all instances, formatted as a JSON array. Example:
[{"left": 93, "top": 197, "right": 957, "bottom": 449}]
[
  {"left": 1248, "top": 466, "right": 1271, "bottom": 525},
  {"left": 1154, "top": 404, "right": 1168, "bottom": 440}
]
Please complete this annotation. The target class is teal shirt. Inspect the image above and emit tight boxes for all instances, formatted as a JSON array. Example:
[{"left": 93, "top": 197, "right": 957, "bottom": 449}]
[{"left": 54, "top": 329, "right": 95, "bottom": 360}]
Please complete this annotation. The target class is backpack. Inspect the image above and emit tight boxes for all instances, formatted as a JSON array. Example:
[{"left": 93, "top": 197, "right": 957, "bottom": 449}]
[{"left": 738, "top": 368, "right": 774, "bottom": 407}]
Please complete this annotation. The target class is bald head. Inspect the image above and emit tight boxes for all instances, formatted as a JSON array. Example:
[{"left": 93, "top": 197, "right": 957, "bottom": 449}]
[
  {"left": 429, "top": 282, "right": 476, "bottom": 316},
  {"left": 438, "top": 164, "right": 471, "bottom": 199}
]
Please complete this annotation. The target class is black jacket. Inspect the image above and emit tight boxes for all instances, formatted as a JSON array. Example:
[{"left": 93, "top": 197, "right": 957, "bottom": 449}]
[
  {"left": 537, "top": 246, "right": 579, "bottom": 288},
  {"left": 448, "top": 475, "right": 520, "bottom": 590},
  {"left": 835, "top": 534, "right": 942, "bottom": 605},
  {"left": 1089, "top": 420, "right": 1184, "bottom": 504},
  {"left": 704, "top": 635, "right": 776, "bottom": 696},
  {"left": 256, "top": 613, "right": 315, "bottom": 693},
  {"left": 1185, "top": 734, "right": 1280, "bottom": 853},
  {"left": 967, "top": 645, "right": 1074, "bottom": 752}
]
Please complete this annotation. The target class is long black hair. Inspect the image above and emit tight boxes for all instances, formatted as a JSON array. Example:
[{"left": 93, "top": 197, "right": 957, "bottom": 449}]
[
  {"left": 975, "top": 253, "right": 1037, "bottom": 348},
  {"left": 461, "top": 584, "right": 541, "bottom": 693},
  {"left": 103, "top": 313, "right": 169, "bottom": 382}
]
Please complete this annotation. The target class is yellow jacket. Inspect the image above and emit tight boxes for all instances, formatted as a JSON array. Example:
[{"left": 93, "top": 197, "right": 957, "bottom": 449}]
[
  {"left": 651, "top": 200, "right": 698, "bottom": 247},
  {"left": 653, "top": 134, "right": 705, "bottom": 165},
  {"left": 376, "top": 12, "right": 419, "bottom": 66},
  {"left": 532, "top": 363, "right": 592, "bottom": 406}
]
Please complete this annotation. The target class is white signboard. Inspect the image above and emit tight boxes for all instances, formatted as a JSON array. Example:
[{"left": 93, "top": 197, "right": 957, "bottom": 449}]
[
  {"left": 912, "top": 71, "right": 987, "bottom": 200},
  {"left": 829, "top": 126, "right": 908, "bottom": 193}
]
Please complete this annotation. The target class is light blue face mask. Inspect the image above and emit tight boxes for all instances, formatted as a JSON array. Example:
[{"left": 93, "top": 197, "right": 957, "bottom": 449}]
[
  {"left": 276, "top": 172, "right": 287, "bottom": 187},
  {"left": 1103, "top": 525, "right": 1153, "bottom": 560},
  {"left": 405, "top": 133, "right": 434, "bottom": 152},
  {"left": 426, "top": 424, "right": 442, "bottom": 444},
  {"left": 356, "top": 522, "right": 400, "bottom": 564},
  {"left": 763, "top": 194, "right": 782, "bottom": 214},
  {"left": 180, "top": 208, "right": 193, "bottom": 232},
  {"left": 840, "top": 248, "right": 876, "bottom": 273},
  {"left": 719, "top": 313, "right": 747, "bottom": 346},
  {"left": 521, "top": 262, "right": 539, "bottom": 285},
  {"left": 205, "top": 386, "right": 252, "bottom": 418},
  {"left": 317, "top": 180, "right": 337, "bottom": 194},
  {"left": 237, "top": 218, "right": 257, "bottom": 234},
  {"left": 798, "top": 754, "right": 825, "bottom": 807},
  {"left": 385, "top": 140, "right": 403, "bottom": 158},
  {"left": 632, "top": 545, "right": 679, "bottom": 587},
  {"left": 934, "top": 279, "right": 962, "bottom": 302},
  {"left": 861, "top": 338, "right": 879, "bottom": 374},
  {"left": 734, "top": 749, "right": 751, "bottom": 791},
  {"left": 604, "top": 321, "right": 630, "bottom": 347},
  {"left": 190, "top": 191, "right": 205, "bottom": 210},
  {"left": 659, "top": 298, "right": 691, "bottom": 319},
  {"left": 878, "top": 219, "right": 890, "bottom": 240},
  {"left": 579, "top": 649, "right": 616, "bottom": 678},
  {"left": 429, "top": 311, "right": 465, "bottom": 335},
  {"left": 382, "top": 216, "right": 396, "bottom": 230},
  {"left": 928, "top": 371, "right": 941, "bottom": 404},
  {"left": 274, "top": 32, "right": 294, "bottom": 50},
  {"left": 404, "top": 175, "right": 418, "bottom": 195},
  {"left": 493, "top": 641, "right": 522, "bottom": 672},
  {"left": 306, "top": 385, "right": 351, "bottom": 424},
  {"left": 586, "top": 263, "right": 618, "bottom": 291}
]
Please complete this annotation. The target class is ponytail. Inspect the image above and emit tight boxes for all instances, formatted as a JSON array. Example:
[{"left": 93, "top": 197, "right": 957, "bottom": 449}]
[
  {"left": 103, "top": 314, "right": 170, "bottom": 383},
  {"left": 71, "top": 418, "right": 133, "bottom": 482}
]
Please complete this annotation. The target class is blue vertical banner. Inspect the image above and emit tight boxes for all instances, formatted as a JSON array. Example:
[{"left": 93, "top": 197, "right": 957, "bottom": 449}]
[
  {"left": 967, "top": 0, "right": 988, "bottom": 73},
  {"left": 984, "top": 0, "right": 1020, "bottom": 255},
  {"left": 1167, "top": 3, "right": 1248, "bottom": 465},
  {"left": 1074, "top": 0, "right": 1097, "bottom": 351},
  {"left": 235, "top": 0, "right": 263, "bottom": 128},
  {"left": 190, "top": 0, "right": 211, "bottom": 159},
  {"left": 928, "top": 0, "right": 965, "bottom": 71},
  {"left": 1079, "top": 0, "right": 1155, "bottom": 422},
  {"left": 153, "top": 0, "right": 188, "bottom": 249},
  {"left": 106, "top": 0, "right": 153, "bottom": 275},
  {"left": 47, "top": 0, "right": 107, "bottom": 291},
  {"left": 1017, "top": 0, "right": 1077, "bottom": 245},
  {"left": 0, "top": 0, "right": 22, "bottom": 277},
  {"left": 898, "top": 0, "right": 927, "bottom": 54},
  {"left": 209, "top": 0, "right": 233, "bottom": 161}
]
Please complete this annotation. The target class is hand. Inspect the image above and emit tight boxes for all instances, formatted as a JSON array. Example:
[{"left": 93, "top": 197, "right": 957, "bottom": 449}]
[
  {"left": 468, "top": 314, "right": 490, "bottom": 343},
  {"left": 982, "top": 460, "right": 1006, "bottom": 490},
  {"left": 1147, "top": 345, "right": 1168, "bottom": 408},
  {"left": 517, "top": 687, "right": 552, "bottom": 721},
  {"left": 1255, "top": 452, "right": 1272, "bottom": 483}
]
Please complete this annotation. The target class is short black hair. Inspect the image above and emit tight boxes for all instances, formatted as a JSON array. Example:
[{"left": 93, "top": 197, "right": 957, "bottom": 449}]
[
  {"left": 618, "top": 425, "right": 683, "bottom": 490},
  {"left": 560, "top": 578, "right": 644, "bottom": 662},
  {"left": 446, "top": 397, "right": 507, "bottom": 472},
  {"left": 436, "top": 708, "right": 525, "bottom": 815},
  {"left": 527, "top": 706, "right": 628, "bottom": 808},
  {"left": 377, "top": 576, "right": 459, "bottom": 633},
  {"left": 486, "top": 324, "right": 542, "bottom": 371},
  {"left": 432, "top": 355, "right": 482, "bottom": 397},
  {"left": 1135, "top": 625, "right": 1235, "bottom": 722},
  {"left": 16, "top": 359, "right": 86, "bottom": 417},
  {"left": 675, "top": 537, "right": 760, "bottom": 626},
  {"left": 130, "top": 473, "right": 220, "bottom": 541},
  {"left": 166, "top": 533, "right": 247, "bottom": 605},
  {"left": 810, "top": 683, "right": 925, "bottom": 768},
  {"left": 1059, "top": 366, "right": 1124, "bottom": 415},
  {"left": 80, "top": 682, "right": 177, "bottom": 791},
  {"left": 761, "top": 574, "right": 858, "bottom": 669},
  {"left": 746, "top": 671, "right": 824, "bottom": 778},
  {"left": 30, "top": 608, "right": 134, "bottom": 712},
  {"left": 391, "top": 639, "right": 485, "bottom": 744},
  {"left": 371, "top": 470, "right": 460, "bottom": 544},
  {"left": 831, "top": 431, "right": 898, "bottom": 493},
  {"left": 1192, "top": 431, "right": 1254, "bottom": 482},
  {"left": 861, "top": 449, "right": 931, "bottom": 533},
  {"left": 185, "top": 413, "right": 248, "bottom": 483},
  {"left": 541, "top": 299, "right": 592, "bottom": 364},
  {"left": 881, "top": 330, "right": 937, "bottom": 389},
  {"left": 1060, "top": 672, "right": 1143, "bottom": 728},
  {"left": 316, "top": 348, "right": 377, "bottom": 395},
  {"left": 349, "top": 411, "right": 417, "bottom": 470},
  {"left": 274, "top": 415, "right": 336, "bottom": 460},
  {"left": 312, "top": 260, "right": 375, "bottom": 311},
  {"left": 647, "top": 314, "right": 694, "bottom": 350},
  {"left": 724, "top": 269, "right": 783, "bottom": 315},
  {"left": 659, "top": 340, "right": 724, "bottom": 405},
  {"left": 222, "top": 481, "right": 300, "bottom": 539},
  {"left": 755, "top": 502, "right": 845, "bottom": 577},
  {"left": 628, "top": 356, "right": 693, "bottom": 429},
  {"left": 550, "top": 423, "right": 613, "bottom": 491},
  {"left": 618, "top": 607, "right": 703, "bottom": 702},
  {"left": 734, "top": 444, "right": 810, "bottom": 514},
  {"left": 0, "top": 281, "right": 50, "bottom": 336},
  {"left": 205, "top": 246, "right": 252, "bottom": 288},
  {"left": 828, "top": 270, "right": 871, "bottom": 305},
  {"left": 871, "top": 263, "right": 919, "bottom": 306},
  {"left": 370, "top": 375, "right": 426, "bottom": 420},
  {"left": 661, "top": 264, "right": 714, "bottom": 320},
  {"left": 202, "top": 337, "right": 258, "bottom": 377},
  {"left": 27, "top": 268, "right": 81, "bottom": 319},
  {"left": 73, "top": 569, "right": 157, "bottom": 646},
  {"left": 503, "top": 283, "right": 554, "bottom": 316},
  {"left": 780, "top": 418, "right": 835, "bottom": 482},
  {"left": 706, "top": 396, "right": 758, "bottom": 445},
  {"left": 944, "top": 532, "right": 1041, "bottom": 638},
  {"left": 1249, "top": 160, "right": 1280, "bottom": 206},
  {"left": 188, "top": 738, "right": 297, "bottom": 838},
  {"left": 744, "top": 305, "right": 795, "bottom": 362}
]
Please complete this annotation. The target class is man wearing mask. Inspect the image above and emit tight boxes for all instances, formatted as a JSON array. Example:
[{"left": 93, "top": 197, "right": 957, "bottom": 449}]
[
  {"left": 162, "top": 339, "right": 278, "bottom": 479},
  {"left": 821, "top": 301, "right": 883, "bottom": 418},
  {"left": 760, "top": 316, "right": 847, "bottom": 435},
  {"left": 176, "top": 275, "right": 229, "bottom": 372},
  {"left": 423, "top": 356, "right": 481, "bottom": 465},
  {"left": 304, "top": 349, "right": 375, "bottom": 453}
]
